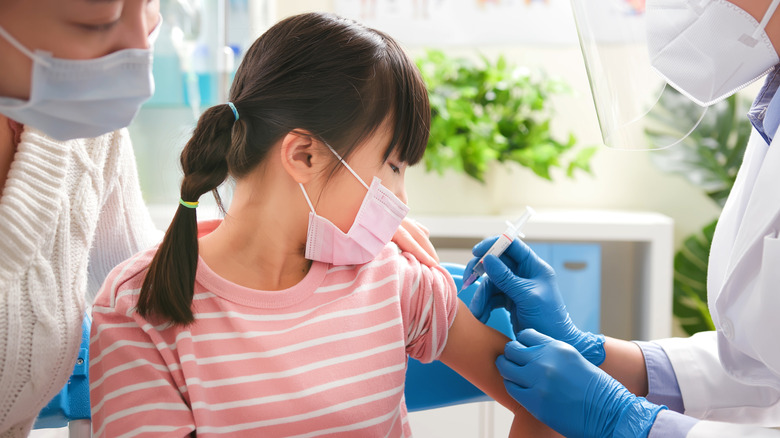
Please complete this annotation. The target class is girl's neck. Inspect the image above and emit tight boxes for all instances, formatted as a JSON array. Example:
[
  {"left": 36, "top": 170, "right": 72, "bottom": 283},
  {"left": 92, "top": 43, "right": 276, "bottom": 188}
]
[{"left": 198, "top": 176, "right": 313, "bottom": 291}]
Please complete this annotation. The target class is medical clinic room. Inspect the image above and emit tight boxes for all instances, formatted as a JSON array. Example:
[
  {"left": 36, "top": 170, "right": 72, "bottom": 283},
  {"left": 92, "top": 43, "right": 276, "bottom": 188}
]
[{"left": 4, "top": 0, "right": 780, "bottom": 437}]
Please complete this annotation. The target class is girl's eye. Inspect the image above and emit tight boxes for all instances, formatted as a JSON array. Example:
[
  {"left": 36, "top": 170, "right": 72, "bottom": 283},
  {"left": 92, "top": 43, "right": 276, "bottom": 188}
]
[{"left": 389, "top": 163, "right": 400, "bottom": 174}]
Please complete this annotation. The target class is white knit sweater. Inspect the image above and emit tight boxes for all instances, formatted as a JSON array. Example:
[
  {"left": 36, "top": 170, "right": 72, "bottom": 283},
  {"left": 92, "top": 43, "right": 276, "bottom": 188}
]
[{"left": 0, "top": 126, "right": 160, "bottom": 437}]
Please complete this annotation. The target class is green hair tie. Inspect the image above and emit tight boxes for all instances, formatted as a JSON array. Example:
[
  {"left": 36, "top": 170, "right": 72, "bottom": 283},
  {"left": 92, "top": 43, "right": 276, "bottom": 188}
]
[{"left": 179, "top": 199, "right": 199, "bottom": 209}]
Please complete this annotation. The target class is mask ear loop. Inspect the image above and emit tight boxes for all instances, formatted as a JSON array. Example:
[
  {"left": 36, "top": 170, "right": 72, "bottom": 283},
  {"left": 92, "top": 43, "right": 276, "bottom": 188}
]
[
  {"left": 147, "top": 15, "right": 163, "bottom": 46},
  {"left": 740, "top": 0, "right": 780, "bottom": 47},
  {"left": 323, "top": 142, "right": 371, "bottom": 191},
  {"left": 0, "top": 25, "right": 50, "bottom": 67},
  {"left": 298, "top": 141, "right": 373, "bottom": 213},
  {"left": 299, "top": 183, "right": 317, "bottom": 213}
]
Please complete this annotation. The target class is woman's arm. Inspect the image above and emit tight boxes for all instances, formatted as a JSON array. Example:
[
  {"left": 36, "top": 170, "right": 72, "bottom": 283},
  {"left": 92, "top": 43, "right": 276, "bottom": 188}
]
[{"left": 438, "top": 301, "right": 562, "bottom": 437}]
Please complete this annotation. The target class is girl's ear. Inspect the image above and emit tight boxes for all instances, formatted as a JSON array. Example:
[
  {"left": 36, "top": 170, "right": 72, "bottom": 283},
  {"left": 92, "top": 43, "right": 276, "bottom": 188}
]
[{"left": 279, "top": 131, "right": 329, "bottom": 184}]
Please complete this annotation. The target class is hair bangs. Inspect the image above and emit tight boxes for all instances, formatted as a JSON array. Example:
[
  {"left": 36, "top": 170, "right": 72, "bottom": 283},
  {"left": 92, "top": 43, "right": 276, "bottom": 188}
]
[{"left": 384, "top": 37, "right": 430, "bottom": 166}]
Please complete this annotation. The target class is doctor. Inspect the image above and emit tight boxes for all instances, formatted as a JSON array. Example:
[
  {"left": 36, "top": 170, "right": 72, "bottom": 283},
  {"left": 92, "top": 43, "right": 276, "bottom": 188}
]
[{"left": 467, "top": 0, "right": 780, "bottom": 436}]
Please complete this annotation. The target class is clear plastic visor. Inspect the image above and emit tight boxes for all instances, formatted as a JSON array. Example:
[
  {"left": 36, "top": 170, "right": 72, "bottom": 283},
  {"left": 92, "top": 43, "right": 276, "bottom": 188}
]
[{"left": 570, "top": 0, "right": 707, "bottom": 150}]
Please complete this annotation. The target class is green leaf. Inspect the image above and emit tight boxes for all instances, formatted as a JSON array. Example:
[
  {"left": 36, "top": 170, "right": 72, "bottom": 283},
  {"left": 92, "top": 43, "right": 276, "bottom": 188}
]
[
  {"left": 415, "top": 49, "right": 592, "bottom": 183},
  {"left": 647, "top": 90, "right": 751, "bottom": 208},
  {"left": 566, "top": 145, "right": 599, "bottom": 177},
  {"left": 672, "top": 220, "right": 717, "bottom": 335}
]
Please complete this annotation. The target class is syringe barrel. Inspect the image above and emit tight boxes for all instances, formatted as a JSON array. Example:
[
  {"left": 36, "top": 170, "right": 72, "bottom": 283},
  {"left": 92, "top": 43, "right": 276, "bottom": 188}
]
[{"left": 472, "top": 260, "right": 486, "bottom": 279}]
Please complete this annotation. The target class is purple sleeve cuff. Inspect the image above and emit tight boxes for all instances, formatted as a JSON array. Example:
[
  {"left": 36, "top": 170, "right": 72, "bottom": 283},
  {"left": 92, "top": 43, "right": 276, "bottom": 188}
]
[
  {"left": 635, "top": 340, "right": 685, "bottom": 413},
  {"left": 648, "top": 410, "right": 699, "bottom": 438}
]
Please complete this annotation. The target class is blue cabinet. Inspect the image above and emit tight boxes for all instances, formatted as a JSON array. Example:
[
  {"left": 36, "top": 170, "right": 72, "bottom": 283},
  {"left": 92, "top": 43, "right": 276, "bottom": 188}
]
[{"left": 528, "top": 242, "right": 601, "bottom": 334}]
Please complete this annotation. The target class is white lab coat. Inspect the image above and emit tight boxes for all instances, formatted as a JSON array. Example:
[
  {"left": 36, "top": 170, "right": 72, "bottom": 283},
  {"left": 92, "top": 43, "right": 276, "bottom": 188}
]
[{"left": 655, "top": 128, "right": 780, "bottom": 436}]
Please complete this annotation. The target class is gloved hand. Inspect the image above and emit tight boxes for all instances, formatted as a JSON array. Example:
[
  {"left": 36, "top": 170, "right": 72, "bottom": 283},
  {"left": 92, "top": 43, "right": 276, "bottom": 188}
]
[
  {"left": 466, "top": 236, "right": 605, "bottom": 365},
  {"left": 498, "top": 329, "right": 666, "bottom": 438}
]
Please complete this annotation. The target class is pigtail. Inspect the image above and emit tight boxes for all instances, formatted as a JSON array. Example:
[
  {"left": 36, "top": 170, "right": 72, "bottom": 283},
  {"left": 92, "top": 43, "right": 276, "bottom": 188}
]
[{"left": 137, "top": 103, "right": 237, "bottom": 325}]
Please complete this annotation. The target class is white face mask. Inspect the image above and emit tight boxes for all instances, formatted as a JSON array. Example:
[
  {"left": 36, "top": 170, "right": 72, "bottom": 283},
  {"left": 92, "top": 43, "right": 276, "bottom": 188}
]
[
  {"left": 647, "top": 0, "right": 780, "bottom": 107},
  {"left": 0, "top": 17, "right": 161, "bottom": 141}
]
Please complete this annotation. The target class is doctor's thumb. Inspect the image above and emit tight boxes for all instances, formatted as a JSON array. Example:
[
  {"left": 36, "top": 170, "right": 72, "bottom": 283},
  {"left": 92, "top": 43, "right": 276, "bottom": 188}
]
[
  {"left": 471, "top": 236, "right": 500, "bottom": 258},
  {"left": 483, "top": 255, "right": 521, "bottom": 289},
  {"left": 515, "top": 329, "right": 554, "bottom": 347}
]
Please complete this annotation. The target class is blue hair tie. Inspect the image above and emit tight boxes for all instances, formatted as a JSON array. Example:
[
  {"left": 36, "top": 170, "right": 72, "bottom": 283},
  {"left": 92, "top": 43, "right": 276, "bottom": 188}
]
[{"left": 227, "top": 102, "right": 239, "bottom": 121}]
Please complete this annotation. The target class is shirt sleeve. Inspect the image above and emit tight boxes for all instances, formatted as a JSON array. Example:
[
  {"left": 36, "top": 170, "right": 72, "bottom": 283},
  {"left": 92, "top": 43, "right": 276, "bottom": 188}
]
[
  {"left": 638, "top": 340, "right": 702, "bottom": 437},
  {"left": 636, "top": 340, "right": 686, "bottom": 413},
  {"left": 649, "top": 410, "right": 699, "bottom": 438},
  {"left": 90, "top": 262, "right": 194, "bottom": 438},
  {"left": 397, "top": 250, "right": 459, "bottom": 364}
]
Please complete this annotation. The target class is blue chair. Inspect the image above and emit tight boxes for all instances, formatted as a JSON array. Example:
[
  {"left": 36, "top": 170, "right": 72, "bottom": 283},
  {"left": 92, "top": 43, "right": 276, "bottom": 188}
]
[
  {"left": 33, "top": 313, "right": 92, "bottom": 437},
  {"left": 404, "top": 263, "right": 515, "bottom": 412}
]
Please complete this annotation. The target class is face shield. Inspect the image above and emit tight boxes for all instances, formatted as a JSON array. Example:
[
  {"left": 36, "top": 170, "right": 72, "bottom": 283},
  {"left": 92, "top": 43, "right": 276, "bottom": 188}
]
[{"left": 571, "top": 0, "right": 780, "bottom": 150}]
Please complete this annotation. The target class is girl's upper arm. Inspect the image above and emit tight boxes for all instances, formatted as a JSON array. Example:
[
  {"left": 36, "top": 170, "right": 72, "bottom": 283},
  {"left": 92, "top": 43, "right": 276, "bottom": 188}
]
[
  {"left": 437, "top": 300, "right": 521, "bottom": 411},
  {"left": 438, "top": 301, "right": 560, "bottom": 437}
]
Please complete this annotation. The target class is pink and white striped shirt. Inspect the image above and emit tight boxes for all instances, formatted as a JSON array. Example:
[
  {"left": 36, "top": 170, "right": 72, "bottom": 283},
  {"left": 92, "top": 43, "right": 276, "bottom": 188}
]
[{"left": 89, "top": 221, "right": 458, "bottom": 437}]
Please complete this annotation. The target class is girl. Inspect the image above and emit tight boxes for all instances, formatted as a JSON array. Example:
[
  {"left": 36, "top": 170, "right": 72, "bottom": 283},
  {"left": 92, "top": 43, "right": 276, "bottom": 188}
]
[{"left": 89, "top": 12, "right": 558, "bottom": 437}]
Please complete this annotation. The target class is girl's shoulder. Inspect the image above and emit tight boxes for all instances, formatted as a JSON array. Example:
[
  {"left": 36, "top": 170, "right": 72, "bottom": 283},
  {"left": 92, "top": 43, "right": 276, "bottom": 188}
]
[{"left": 92, "top": 246, "right": 158, "bottom": 312}]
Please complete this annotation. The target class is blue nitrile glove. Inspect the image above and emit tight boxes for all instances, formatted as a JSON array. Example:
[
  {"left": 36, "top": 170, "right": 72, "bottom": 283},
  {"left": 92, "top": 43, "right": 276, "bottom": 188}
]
[
  {"left": 497, "top": 329, "right": 666, "bottom": 438},
  {"left": 466, "top": 236, "right": 606, "bottom": 365}
]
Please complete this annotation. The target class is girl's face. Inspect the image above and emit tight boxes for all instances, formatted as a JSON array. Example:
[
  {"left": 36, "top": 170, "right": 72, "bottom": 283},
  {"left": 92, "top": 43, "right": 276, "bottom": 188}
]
[
  {"left": 0, "top": 0, "right": 161, "bottom": 100},
  {"left": 315, "top": 122, "right": 409, "bottom": 234}
]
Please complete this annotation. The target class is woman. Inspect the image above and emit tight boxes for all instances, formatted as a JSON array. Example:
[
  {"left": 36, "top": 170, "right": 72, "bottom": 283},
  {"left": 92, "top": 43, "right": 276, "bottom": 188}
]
[{"left": 0, "top": 0, "right": 163, "bottom": 435}]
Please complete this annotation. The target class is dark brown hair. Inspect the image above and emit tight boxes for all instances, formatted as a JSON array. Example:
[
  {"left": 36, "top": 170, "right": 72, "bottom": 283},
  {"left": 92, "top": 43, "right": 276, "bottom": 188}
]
[{"left": 137, "top": 12, "right": 431, "bottom": 325}]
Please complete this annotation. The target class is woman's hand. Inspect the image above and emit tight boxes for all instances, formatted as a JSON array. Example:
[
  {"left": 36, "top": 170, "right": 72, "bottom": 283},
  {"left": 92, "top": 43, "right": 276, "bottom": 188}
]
[{"left": 392, "top": 218, "right": 439, "bottom": 267}]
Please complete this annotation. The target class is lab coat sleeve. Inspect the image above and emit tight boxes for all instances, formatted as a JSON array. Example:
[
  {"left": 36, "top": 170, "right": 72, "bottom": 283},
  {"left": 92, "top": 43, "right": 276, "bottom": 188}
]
[
  {"left": 656, "top": 331, "right": 780, "bottom": 426},
  {"left": 686, "top": 420, "right": 780, "bottom": 437},
  {"left": 86, "top": 128, "right": 163, "bottom": 303},
  {"left": 651, "top": 411, "right": 780, "bottom": 438}
]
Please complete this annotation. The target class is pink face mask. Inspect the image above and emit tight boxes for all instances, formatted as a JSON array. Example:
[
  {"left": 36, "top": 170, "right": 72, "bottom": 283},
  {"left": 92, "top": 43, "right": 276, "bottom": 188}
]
[{"left": 299, "top": 145, "right": 409, "bottom": 265}]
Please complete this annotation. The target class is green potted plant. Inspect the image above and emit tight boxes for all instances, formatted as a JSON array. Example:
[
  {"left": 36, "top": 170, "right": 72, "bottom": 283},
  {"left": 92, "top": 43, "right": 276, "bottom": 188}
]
[
  {"left": 646, "top": 89, "right": 752, "bottom": 334},
  {"left": 415, "top": 49, "right": 597, "bottom": 183}
]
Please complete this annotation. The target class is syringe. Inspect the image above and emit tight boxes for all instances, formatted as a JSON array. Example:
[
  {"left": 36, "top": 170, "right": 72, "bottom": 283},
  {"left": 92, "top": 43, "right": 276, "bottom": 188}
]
[{"left": 460, "top": 206, "right": 536, "bottom": 292}]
